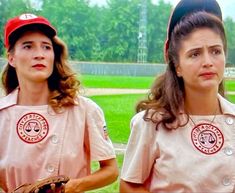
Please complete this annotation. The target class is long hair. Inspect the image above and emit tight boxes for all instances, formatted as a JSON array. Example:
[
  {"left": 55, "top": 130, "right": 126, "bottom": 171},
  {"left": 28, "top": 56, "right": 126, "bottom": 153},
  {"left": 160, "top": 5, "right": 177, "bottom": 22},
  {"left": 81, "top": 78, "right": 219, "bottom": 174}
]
[
  {"left": 1, "top": 27, "right": 80, "bottom": 113},
  {"left": 136, "top": 11, "right": 227, "bottom": 130}
]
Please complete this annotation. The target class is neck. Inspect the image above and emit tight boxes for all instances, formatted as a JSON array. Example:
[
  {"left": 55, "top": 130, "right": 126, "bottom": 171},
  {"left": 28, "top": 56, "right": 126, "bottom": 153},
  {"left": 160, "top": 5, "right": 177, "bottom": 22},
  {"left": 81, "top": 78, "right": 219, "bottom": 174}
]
[
  {"left": 184, "top": 89, "right": 221, "bottom": 115},
  {"left": 17, "top": 83, "right": 50, "bottom": 105}
]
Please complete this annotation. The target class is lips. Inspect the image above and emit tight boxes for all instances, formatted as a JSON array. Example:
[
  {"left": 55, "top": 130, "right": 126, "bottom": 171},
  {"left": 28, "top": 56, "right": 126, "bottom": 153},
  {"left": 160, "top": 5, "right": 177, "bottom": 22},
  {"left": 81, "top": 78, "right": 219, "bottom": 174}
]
[
  {"left": 199, "top": 72, "right": 216, "bottom": 79},
  {"left": 199, "top": 72, "right": 215, "bottom": 76},
  {"left": 32, "top": 64, "right": 46, "bottom": 70},
  {"left": 33, "top": 64, "right": 46, "bottom": 68}
]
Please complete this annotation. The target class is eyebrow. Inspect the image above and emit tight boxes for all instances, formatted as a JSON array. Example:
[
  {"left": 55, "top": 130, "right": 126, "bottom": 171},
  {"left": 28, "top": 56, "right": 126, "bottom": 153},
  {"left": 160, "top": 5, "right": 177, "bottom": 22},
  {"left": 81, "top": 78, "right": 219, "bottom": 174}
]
[
  {"left": 21, "top": 41, "right": 52, "bottom": 46},
  {"left": 185, "top": 44, "right": 223, "bottom": 53}
]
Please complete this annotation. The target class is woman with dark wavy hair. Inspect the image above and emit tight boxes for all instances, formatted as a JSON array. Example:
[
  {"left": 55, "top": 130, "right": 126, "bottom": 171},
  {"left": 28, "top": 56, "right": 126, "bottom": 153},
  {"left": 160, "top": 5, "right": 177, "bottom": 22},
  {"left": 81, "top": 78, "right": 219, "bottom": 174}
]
[
  {"left": 120, "top": 0, "right": 235, "bottom": 192},
  {"left": 0, "top": 13, "right": 118, "bottom": 193}
]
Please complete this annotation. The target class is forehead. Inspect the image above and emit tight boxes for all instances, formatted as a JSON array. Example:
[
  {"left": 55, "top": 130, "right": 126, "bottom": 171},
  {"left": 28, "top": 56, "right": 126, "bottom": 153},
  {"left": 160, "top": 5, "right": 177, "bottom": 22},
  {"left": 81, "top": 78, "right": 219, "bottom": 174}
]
[
  {"left": 18, "top": 30, "right": 51, "bottom": 40},
  {"left": 180, "top": 28, "right": 223, "bottom": 51}
]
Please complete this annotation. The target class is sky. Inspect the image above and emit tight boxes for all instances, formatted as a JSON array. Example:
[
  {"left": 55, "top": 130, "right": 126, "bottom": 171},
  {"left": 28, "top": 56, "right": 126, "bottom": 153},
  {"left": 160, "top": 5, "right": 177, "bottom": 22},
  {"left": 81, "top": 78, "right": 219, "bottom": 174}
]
[{"left": 90, "top": 0, "right": 235, "bottom": 21}]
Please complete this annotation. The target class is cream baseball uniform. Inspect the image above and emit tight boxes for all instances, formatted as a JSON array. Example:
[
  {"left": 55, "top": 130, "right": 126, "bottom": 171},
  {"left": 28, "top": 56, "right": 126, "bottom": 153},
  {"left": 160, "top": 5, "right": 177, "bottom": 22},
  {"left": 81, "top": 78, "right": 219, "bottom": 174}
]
[
  {"left": 0, "top": 88, "right": 116, "bottom": 193},
  {"left": 121, "top": 95, "right": 235, "bottom": 193}
]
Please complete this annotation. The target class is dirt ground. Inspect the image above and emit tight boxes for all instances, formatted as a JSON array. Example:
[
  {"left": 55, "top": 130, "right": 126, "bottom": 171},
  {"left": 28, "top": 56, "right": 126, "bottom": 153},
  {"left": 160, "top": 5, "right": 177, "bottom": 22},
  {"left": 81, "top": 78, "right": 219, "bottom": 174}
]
[{"left": 80, "top": 88, "right": 149, "bottom": 96}]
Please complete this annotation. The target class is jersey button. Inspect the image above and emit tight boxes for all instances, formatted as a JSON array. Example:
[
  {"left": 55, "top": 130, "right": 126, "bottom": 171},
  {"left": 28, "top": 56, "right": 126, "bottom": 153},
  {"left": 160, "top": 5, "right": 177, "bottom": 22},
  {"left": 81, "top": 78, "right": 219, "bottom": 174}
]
[
  {"left": 226, "top": 117, "right": 234, "bottom": 125},
  {"left": 224, "top": 147, "right": 233, "bottom": 156},
  {"left": 47, "top": 164, "right": 55, "bottom": 173},
  {"left": 222, "top": 176, "right": 231, "bottom": 186},
  {"left": 51, "top": 135, "right": 59, "bottom": 144}
]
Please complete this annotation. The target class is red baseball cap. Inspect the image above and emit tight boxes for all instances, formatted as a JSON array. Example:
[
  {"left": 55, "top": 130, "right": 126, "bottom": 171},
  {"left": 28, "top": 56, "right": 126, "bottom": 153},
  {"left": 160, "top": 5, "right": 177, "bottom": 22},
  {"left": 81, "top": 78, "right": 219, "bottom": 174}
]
[{"left": 4, "top": 13, "right": 57, "bottom": 49}]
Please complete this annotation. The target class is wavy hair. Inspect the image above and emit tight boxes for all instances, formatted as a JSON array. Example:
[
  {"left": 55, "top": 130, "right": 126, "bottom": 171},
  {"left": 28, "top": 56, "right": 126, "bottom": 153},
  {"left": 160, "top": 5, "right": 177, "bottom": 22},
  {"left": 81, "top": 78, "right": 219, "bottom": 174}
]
[
  {"left": 136, "top": 11, "right": 227, "bottom": 130},
  {"left": 1, "top": 29, "right": 80, "bottom": 113}
]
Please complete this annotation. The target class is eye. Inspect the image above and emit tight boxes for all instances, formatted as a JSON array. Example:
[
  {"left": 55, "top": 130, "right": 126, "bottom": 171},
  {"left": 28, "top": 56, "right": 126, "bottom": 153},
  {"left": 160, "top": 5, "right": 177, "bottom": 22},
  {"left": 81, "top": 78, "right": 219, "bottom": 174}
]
[
  {"left": 23, "top": 44, "right": 31, "bottom": 49},
  {"left": 42, "top": 44, "right": 52, "bottom": 50},
  {"left": 212, "top": 48, "right": 222, "bottom": 55},
  {"left": 189, "top": 51, "right": 200, "bottom": 58}
]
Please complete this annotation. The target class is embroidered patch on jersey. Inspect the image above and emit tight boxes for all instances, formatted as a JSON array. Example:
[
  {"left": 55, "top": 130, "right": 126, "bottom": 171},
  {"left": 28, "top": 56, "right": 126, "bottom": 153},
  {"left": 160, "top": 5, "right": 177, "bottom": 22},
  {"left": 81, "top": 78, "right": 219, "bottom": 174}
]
[
  {"left": 103, "top": 126, "right": 109, "bottom": 140},
  {"left": 16, "top": 113, "right": 49, "bottom": 144},
  {"left": 191, "top": 123, "right": 224, "bottom": 155}
]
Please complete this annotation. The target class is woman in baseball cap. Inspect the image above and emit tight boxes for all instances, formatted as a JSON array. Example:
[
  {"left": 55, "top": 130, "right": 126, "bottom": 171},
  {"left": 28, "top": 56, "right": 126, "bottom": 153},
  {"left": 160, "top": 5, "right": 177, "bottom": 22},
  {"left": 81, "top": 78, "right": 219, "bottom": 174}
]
[
  {"left": 0, "top": 13, "right": 118, "bottom": 193},
  {"left": 120, "top": 0, "right": 235, "bottom": 192}
]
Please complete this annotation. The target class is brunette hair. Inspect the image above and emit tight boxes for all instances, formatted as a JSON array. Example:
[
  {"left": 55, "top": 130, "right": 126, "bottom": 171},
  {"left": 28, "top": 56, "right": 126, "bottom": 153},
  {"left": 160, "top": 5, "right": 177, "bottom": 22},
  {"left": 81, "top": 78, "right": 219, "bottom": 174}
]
[
  {"left": 136, "top": 11, "right": 227, "bottom": 129},
  {"left": 1, "top": 26, "right": 80, "bottom": 112}
]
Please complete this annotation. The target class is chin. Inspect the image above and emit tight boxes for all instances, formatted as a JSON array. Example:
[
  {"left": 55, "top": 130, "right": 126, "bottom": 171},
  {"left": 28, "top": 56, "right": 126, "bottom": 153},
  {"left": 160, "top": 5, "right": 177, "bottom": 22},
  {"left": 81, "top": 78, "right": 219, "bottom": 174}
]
[
  {"left": 32, "top": 74, "right": 50, "bottom": 82},
  {"left": 200, "top": 84, "right": 218, "bottom": 91}
]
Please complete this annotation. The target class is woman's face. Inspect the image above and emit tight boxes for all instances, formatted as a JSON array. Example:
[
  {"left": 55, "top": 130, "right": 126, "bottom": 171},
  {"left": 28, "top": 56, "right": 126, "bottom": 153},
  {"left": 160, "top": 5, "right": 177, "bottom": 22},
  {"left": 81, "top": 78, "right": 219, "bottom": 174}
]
[
  {"left": 176, "top": 28, "right": 225, "bottom": 93},
  {"left": 8, "top": 31, "right": 55, "bottom": 84}
]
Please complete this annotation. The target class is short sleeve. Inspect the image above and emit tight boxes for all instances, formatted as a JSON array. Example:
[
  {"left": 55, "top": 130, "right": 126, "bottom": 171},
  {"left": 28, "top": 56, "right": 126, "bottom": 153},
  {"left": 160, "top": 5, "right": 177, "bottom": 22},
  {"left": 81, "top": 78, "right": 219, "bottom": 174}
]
[
  {"left": 121, "top": 111, "right": 159, "bottom": 183},
  {"left": 85, "top": 99, "right": 116, "bottom": 161}
]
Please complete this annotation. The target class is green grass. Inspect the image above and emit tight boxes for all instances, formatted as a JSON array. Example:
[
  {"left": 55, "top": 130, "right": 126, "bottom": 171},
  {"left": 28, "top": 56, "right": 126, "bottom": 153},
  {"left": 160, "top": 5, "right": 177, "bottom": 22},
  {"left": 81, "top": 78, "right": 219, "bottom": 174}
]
[
  {"left": 80, "top": 75, "right": 155, "bottom": 89},
  {"left": 227, "top": 95, "right": 235, "bottom": 102},
  {"left": 90, "top": 94, "right": 146, "bottom": 143},
  {"left": 81, "top": 75, "right": 235, "bottom": 90},
  {"left": 225, "top": 80, "right": 235, "bottom": 91},
  {"left": 88, "top": 154, "right": 124, "bottom": 193}
]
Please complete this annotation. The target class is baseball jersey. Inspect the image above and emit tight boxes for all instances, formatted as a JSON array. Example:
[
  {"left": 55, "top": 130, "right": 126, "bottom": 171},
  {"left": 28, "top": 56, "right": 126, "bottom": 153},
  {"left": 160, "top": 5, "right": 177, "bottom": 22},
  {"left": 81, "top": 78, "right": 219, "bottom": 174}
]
[
  {"left": 121, "top": 94, "right": 235, "bottom": 192},
  {"left": 0, "top": 88, "right": 116, "bottom": 193}
]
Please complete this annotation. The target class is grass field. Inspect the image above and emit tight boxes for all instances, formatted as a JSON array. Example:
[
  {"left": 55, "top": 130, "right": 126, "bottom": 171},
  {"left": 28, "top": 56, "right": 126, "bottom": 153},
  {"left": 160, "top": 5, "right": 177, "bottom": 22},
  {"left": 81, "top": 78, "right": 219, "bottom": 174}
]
[
  {"left": 225, "top": 79, "right": 235, "bottom": 91},
  {"left": 80, "top": 75, "right": 155, "bottom": 89},
  {"left": 90, "top": 94, "right": 146, "bottom": 143},
  {"left": 82, "top": 75, "right": 153, "bottom": 143},
  {"left": 81, "top": 75, "right": 235, "bottom": 90}
]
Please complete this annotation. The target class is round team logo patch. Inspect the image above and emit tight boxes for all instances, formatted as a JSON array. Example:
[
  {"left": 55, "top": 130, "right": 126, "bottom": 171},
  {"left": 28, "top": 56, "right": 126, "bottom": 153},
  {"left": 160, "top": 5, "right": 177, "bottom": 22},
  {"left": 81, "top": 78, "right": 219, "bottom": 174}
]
[
  {"left": 17, "top": 113, "right": 49, "bottom": 144},
  {"left": 191, "top": 123, "right": 224, "bottom": 155}
]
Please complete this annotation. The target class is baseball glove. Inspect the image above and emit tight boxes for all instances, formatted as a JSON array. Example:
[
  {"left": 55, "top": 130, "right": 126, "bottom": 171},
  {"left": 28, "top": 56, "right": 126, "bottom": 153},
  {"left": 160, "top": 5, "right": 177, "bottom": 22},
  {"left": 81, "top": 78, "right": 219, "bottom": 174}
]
[{"left": 12, "top": 175, "right": 69, "bottom": 193}]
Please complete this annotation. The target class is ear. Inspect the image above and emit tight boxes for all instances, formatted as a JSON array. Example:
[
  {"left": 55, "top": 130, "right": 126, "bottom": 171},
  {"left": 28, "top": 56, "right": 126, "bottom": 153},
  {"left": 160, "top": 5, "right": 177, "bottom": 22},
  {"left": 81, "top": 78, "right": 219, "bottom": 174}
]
[
  {"left": 7, "top": 52, "right": 15, "bottom": 67},
  {"left": 175, "top": 65, "right": 182, "bottom": 77}
]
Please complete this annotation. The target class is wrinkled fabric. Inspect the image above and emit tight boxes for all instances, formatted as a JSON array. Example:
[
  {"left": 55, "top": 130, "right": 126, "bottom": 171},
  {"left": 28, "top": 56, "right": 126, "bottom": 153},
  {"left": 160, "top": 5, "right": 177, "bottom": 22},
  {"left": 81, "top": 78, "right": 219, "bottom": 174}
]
[
  {"left": 0, "top": 89, "right": 115, "bottom": 193},
  {"left": 121, "top": 95, "right": 235, "bottom": 193}
]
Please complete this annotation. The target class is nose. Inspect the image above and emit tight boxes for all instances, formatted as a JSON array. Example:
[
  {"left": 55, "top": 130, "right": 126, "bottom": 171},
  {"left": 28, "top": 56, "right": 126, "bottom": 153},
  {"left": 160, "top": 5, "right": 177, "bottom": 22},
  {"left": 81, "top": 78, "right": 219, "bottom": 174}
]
[
  {"left": 202, "top": 52, "right": 213, "bottom": 67},
  {"left": 34, "top": 47, "right": 45, "bottom": 60}
]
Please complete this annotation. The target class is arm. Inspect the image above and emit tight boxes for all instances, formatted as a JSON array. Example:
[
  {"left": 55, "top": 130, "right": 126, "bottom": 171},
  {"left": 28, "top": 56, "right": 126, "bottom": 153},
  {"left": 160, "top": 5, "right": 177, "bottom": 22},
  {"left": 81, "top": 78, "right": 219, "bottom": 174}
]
[
  {"left": 120, "top": 179, "right": 150, "bottom": 193},
  {"left": 120, "top": 112, "right": 159, "bottom": 193},
  {"left": 65, "top": 158, "right": 118, "bottom": 193}
]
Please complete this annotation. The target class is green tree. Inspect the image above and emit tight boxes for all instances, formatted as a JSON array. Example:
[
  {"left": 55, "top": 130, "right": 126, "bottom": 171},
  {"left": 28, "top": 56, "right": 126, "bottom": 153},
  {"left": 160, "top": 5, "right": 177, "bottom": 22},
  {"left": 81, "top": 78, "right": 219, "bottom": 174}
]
[
  {"left": 224, "top": 17, "right": 235, "bottom": 66},
  {"left": 101, "top": 0, "right": 140, "bottom": 62},
  {"left": 0, "top": 0, "right": 34, "bottom": 55},
  {"left": 41, "top": 0, "right": 101, "bottom": 60},
  {"left": 0, "top": 0, "right": 7, "bottom": 55},
  {"left": 147, "top": 0, "right": 172, "bottom": 63}
]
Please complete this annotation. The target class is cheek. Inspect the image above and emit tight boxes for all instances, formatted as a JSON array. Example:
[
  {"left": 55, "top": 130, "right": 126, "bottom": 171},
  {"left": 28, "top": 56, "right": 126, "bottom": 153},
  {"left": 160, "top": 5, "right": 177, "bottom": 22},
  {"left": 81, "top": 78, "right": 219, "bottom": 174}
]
[
  {"left": 48, "top": 52, "right": 55, "bottom": 67},
  {"left": 49, "top": 52, "right": 55, "bottom": 64},
  {"left": 48, "top": 63, "right": 54, "bottom": 76},
  {"left": 14, "top": 55, "right": 30, "bottom": 69},
  {"left": 48, "top": 58, "right": 55, "bottom": 75},
  {"left": 176, "top": 63, "right": 190, "bottom": 77},
  {"left": 216, "top": 57, "right": 226, "bottom": 70}
]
